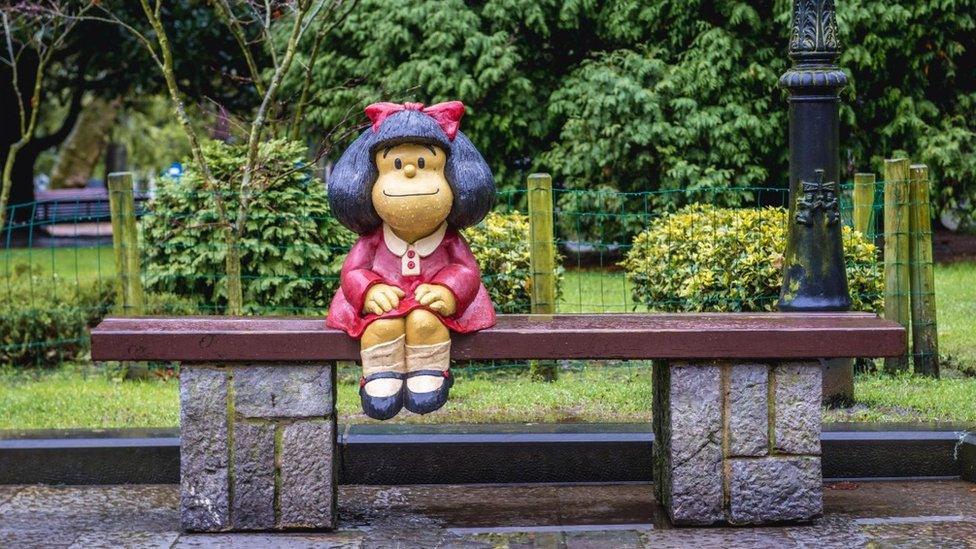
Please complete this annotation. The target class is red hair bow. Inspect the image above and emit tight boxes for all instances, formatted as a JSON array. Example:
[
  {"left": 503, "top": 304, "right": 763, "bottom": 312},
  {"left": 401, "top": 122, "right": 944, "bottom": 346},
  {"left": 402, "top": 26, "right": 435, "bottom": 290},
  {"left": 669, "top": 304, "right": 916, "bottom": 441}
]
[{"left": 364, "top": 101, "right": 465, "bottom": 141}]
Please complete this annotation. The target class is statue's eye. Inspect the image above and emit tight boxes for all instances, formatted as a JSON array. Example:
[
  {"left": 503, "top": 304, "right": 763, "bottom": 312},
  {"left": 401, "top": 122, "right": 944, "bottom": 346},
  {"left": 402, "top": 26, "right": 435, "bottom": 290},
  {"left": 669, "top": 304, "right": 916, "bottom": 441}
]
[
  {"left": 418, "top": 157, "right": 425, "bottom": 169},
  {"left": 394, "top": 158, "right": 402, "bottom": 169}
]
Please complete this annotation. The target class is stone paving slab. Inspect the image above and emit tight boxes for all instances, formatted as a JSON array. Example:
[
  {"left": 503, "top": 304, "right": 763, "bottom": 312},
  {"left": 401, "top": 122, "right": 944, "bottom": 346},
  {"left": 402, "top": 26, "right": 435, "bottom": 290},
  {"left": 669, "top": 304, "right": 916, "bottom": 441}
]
[{"left": 0, "top": 481, "right": 974, "bottom": 547}]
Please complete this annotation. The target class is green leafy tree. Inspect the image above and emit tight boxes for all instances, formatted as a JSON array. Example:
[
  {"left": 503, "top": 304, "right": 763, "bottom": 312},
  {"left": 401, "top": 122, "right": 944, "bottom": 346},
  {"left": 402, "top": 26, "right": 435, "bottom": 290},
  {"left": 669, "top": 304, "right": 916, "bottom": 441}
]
[
  {"left": 291, "top": 0, "right": 975, "bottom": 233},
  {"left": 141, "top": 139, "right": 354, "bottom": 314}
]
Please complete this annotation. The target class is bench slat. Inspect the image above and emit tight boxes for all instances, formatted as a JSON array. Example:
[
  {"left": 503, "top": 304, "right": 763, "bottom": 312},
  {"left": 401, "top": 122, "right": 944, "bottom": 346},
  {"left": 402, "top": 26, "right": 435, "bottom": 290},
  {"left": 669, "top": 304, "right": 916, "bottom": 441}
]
[{"left": 90, "top": 313, "right": 905, "bottom": 362}]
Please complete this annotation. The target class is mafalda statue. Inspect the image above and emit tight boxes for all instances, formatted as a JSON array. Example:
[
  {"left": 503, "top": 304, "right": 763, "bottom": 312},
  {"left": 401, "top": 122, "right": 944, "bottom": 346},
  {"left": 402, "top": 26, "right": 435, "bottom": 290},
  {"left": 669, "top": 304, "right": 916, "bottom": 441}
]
[{"left": 327, "top": 101, "right": 496, "bottom": 420}]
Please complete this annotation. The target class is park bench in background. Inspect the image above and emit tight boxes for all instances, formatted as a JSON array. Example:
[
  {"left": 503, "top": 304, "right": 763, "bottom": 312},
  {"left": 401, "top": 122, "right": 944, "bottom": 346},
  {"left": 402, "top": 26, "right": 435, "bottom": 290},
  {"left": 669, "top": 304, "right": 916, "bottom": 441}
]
[
  {"left": 91, "top": 312, "right": 904, "bottom": 530},
  {"left": 31, "top": 188, "right": 149, "bottom": 238}
]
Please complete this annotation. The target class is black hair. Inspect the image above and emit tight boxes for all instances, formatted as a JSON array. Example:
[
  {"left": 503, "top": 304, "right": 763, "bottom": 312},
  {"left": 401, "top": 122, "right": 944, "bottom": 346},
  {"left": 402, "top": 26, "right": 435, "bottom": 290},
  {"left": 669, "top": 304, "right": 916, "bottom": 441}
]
[{"left": 327, "top": 110, "right": 495, "bottom": 234}]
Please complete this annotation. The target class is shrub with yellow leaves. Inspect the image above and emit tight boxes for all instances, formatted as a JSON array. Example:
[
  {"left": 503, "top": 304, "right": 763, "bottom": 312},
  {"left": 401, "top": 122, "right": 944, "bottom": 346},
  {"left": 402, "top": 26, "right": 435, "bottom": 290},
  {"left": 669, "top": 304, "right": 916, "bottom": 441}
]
[
  {"left": 464, "top": 211, "right": 564, "bottom": 313},
  {"left": 621, "top": 204, "right": 883, "bottom": 313}
]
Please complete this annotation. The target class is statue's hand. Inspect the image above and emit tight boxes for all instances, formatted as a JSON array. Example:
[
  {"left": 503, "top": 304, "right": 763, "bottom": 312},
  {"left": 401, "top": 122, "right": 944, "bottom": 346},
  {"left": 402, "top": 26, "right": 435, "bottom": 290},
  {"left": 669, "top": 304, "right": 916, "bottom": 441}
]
[
  {"left": 363, "top": 284, "right": 405, "bottom": 315},
  {"left": 414, "top": 284, "right": 457, "bottom": 316}
]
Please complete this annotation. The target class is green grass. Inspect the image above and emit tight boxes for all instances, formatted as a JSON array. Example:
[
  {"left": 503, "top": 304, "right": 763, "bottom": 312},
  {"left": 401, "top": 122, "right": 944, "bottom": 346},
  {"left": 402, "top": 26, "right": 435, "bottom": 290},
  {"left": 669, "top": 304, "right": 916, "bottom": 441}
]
[
  {"left": 2, "top": 364, "right": 975, "bottom": 430},
  {"left": 934, "top": 261, "right": 976, "bottom": 370},
  {"left": 0, "top": 366, "right": 179, "bottom": 430},
  {"left": 1, "top": 246, "right": 115, "bottom": 285},
  {"left": 823, "top": 374, "right": 976, "bottom": 423}
]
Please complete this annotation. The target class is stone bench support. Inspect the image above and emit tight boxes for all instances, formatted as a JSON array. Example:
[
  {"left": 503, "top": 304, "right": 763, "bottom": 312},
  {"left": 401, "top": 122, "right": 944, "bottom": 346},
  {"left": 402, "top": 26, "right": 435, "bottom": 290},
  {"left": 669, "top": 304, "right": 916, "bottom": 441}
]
[
  {"left": 654, "top": 360, "right": 822, "bottom": 525},
  {"left": 180, "top": 363, "right": 337, "bottom": 532},
  {"left": 90, "top": 313, "right": 904, "bottom": 532}
]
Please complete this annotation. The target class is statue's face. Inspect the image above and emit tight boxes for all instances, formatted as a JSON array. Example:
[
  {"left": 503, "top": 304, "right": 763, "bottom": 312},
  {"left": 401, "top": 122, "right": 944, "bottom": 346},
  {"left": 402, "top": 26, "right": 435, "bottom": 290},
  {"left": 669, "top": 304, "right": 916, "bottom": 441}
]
[{"left": 372, "top": 143, "right": 452, "bottom": 238}]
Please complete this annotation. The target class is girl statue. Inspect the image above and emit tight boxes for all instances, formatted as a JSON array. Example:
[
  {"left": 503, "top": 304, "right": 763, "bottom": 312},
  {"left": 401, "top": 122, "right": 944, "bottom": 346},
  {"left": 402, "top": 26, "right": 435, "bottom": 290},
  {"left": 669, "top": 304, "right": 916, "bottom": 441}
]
[{"left": 326, "top": 101, "right": 497, "bottom": 420}]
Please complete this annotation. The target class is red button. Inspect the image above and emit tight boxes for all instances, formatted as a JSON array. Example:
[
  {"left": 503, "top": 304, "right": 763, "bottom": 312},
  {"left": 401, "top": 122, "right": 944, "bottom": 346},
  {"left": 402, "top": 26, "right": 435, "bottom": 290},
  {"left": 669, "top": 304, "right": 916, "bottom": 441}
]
[
  {"left": 407, "top": 250, "right": 416, "bottom": 258},
  {"left": 407, "top": 261, "right": 416, "bottom": 269}
]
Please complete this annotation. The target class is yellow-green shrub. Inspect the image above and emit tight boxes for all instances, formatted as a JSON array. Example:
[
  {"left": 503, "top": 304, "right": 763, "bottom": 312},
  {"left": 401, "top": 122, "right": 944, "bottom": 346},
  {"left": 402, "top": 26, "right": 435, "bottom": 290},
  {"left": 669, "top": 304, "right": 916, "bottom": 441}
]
[
  {"left": 621, "top": 205, "right": 883, "bottom": 313},
  {"left": 464, "top": 211, "right": 564, "bottom": 313}
]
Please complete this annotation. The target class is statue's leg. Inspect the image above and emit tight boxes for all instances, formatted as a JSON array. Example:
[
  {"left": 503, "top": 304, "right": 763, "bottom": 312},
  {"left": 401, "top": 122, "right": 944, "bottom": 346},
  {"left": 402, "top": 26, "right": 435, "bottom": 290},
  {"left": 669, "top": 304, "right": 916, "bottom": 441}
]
[
  {"left": 403, "top": 309, "right": 452, "bottom": 414},
  {"left": 358, "top": 318, "right": 407, "bottom": 420}
]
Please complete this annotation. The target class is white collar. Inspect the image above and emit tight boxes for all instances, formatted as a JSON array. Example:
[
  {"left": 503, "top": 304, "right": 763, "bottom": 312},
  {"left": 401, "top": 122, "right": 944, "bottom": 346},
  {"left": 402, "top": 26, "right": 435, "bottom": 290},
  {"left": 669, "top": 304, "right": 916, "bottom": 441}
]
[{"left": 383, "top": 223, "right": 447, "bottom": 257}]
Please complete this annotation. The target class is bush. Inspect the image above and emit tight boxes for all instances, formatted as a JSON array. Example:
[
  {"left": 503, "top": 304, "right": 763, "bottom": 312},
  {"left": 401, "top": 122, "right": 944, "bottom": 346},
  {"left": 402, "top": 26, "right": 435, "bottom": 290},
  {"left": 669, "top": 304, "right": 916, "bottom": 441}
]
[
  {"left": 621, "top": 205, "right": 883, "bottom": 313},
  {"left": 141, "top": 139, "right": 355, "bottom": 314},
  {"left": 464, "top": 211, "right": 564, "bottom": 313},
  {"left": 0, "top": 266, "right": 112, "bottom": 367}
]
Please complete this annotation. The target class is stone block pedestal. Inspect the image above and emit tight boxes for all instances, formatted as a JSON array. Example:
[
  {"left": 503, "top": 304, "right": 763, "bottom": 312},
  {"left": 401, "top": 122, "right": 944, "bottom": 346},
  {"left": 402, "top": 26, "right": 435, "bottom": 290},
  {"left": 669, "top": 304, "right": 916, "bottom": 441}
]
[
  {"left": 653, "top": 360, "right": 823, "bottom": 525},
  {"left": 180, "top": 363, "right": 337, "bottom": 532}
]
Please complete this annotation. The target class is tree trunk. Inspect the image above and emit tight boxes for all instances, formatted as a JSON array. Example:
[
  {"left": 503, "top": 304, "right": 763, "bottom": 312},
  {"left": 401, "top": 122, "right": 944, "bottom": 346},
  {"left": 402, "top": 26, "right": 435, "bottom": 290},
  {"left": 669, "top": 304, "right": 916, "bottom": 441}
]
[{"left": 49, "top": 97, "right": 121, "bottom": 189}]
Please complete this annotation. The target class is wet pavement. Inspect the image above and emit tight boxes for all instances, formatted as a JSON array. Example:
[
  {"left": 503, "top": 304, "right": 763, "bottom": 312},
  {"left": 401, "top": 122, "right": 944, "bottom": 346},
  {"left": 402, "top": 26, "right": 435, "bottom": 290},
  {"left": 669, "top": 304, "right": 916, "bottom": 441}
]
[{"left": 1, "top": 480, "right": 975, "bottom": 547}]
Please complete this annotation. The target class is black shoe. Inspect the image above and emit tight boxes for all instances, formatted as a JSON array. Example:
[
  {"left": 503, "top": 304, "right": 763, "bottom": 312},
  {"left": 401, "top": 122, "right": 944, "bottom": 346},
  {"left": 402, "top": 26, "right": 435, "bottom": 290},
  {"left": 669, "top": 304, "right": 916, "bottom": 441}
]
[
  {"left": 359, "top": 371, "right": 405, "bottom": 421},
  {"left": 403, "top": 369, "right": 454, "bottom": 415}
]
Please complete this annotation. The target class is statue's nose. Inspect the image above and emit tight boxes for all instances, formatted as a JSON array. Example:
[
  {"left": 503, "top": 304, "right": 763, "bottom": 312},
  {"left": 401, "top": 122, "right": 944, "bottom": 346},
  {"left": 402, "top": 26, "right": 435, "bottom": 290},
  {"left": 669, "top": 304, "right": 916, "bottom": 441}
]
[{"left": 404, "top": 164, "right": 417, "bottom": 178}]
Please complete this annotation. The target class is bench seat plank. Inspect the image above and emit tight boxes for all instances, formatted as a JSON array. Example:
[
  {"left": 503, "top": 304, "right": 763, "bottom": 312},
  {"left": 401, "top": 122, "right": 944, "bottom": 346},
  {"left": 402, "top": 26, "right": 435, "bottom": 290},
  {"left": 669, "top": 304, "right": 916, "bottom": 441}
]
[{"left": 91, "top": 313, "right": 905, "bottom": 362}]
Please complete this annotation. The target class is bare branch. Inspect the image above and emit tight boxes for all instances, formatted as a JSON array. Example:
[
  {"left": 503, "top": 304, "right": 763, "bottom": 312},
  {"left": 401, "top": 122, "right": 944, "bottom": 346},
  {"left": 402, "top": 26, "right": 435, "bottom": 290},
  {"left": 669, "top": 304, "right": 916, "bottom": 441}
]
[{"left": 210, "top": 0, "right": 266, "bottom": 95}]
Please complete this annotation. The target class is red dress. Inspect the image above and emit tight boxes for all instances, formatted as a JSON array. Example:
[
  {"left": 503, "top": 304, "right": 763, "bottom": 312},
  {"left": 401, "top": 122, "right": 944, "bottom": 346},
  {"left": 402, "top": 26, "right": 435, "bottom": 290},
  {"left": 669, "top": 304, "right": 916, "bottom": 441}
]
[{"left": 327, "top": 224, "right": 496, "bottom": 338}]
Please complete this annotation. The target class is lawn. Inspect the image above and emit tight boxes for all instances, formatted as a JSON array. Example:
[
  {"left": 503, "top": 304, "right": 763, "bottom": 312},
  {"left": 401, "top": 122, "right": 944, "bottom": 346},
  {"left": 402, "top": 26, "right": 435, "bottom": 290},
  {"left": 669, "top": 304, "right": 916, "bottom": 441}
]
[
  {"left": 1, "top": 245, "right": 115, "bottom": 285},
  {"left": 2, "top": 364, "right": 975, "bottom": 430}
]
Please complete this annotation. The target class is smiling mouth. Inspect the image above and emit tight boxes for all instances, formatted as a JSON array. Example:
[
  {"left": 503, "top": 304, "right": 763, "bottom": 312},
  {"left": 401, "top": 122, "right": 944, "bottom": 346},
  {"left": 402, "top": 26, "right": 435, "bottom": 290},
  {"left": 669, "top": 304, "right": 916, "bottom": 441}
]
[{"left": 383, "top": 189, "right": 440, "bottom": 197}]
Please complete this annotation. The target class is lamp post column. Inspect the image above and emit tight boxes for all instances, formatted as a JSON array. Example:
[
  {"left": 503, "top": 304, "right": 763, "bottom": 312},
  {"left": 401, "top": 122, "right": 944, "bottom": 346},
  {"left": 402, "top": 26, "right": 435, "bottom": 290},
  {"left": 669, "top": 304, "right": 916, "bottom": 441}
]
[{"left": 778, "top": 0, "right": 851, "bottom": 311}]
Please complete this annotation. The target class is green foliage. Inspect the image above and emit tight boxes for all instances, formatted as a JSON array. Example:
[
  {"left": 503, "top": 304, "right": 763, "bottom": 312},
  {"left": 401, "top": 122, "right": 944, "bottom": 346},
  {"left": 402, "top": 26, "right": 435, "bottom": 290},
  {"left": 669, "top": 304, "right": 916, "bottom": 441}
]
[
  {"left": 0, "top": 266, "right": 111, "bottom": 367},
  {"left": 463, "top": 211, "right": 564, "bottom": 313},
  {"left": 621, "top": 205, "right": 883, "bottom": 313},
  {"left": 141, "top": 139, "right": 355, "bottom": 314},
  {"left": 291, "top": 0, "right": 976, "bottom": 233},
  {"left": 555, "top": 186, "right": 644, "bottom": 246}
]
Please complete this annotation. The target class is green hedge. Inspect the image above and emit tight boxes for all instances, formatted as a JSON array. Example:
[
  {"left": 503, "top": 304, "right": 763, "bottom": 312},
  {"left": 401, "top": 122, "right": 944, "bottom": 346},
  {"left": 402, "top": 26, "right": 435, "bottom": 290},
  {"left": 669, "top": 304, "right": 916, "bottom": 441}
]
[
  {"left": 0, "top": 266, "right": 112, "bottom": 367},
  {"left": 621, "top": 205, "right": 883, "bottom": 313}
]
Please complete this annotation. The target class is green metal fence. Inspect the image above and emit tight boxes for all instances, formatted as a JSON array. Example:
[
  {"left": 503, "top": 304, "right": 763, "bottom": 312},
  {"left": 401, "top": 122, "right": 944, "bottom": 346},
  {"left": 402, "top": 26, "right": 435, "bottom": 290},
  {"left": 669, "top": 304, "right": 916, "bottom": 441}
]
[{"left": 0, "top": 172, "right": 934, "bottom": 377}]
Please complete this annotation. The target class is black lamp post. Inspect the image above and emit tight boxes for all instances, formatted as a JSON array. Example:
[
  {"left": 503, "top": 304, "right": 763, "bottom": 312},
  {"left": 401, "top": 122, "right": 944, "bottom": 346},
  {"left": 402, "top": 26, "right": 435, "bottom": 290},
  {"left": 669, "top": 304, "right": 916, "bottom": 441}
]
[{"left": 778, "top": 0, "right": 851, "bottom": 311}]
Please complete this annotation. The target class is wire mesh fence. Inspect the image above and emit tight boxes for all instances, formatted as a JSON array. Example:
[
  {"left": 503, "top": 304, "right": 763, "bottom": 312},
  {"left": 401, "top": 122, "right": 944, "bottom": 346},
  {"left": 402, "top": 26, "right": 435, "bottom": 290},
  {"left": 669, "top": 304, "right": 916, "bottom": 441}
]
[{"left": 0, "top": 174, "right": 931, "bottom": 377}]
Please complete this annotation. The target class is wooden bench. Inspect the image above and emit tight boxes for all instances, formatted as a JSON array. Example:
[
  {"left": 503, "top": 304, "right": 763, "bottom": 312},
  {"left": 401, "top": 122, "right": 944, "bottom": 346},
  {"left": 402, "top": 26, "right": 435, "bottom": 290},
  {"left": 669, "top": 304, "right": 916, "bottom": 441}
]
[{"left": 91, "top": 312, "right": 905, "bottom": 530}]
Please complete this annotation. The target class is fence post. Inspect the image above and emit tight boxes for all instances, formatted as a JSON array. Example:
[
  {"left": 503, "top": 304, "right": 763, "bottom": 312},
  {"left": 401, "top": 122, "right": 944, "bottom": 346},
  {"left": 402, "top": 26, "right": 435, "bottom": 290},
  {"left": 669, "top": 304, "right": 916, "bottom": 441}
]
[
  {"left": 883, "top": 158, "right": 911, "bottom": 372},
  {"left": 908, "top": 164, "right": 939, "bottom": 377},
  {"left": 108, "top": 172, "right": 145, "bottom": 315},
  {"left": 527, "top": 173, "right": 557, "bottom": 381},
  {"left": 852, "top": 172, "right": 876, "bottom": 237}
]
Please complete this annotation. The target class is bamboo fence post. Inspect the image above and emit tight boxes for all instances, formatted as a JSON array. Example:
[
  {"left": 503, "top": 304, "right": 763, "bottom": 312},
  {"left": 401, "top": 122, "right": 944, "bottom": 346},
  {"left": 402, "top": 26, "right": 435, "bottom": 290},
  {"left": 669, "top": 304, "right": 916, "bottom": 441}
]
[
  {"left": 527, "top": 173, "right": 557, "bottom": 381},
  {"left": 908, "top": 164, "right": 939, "bottom": 376},
  {"left": 108, "top": 172, "right": 147, "bottom": 379},
  {"left": 852, "top": 172, "right": 876, "bottom": 237},
  {"left": 108, "top": 172, "right": 144, "bottom": 315},
  {"left": 883, "top": 158, "right": 911, "bottom": 372}
]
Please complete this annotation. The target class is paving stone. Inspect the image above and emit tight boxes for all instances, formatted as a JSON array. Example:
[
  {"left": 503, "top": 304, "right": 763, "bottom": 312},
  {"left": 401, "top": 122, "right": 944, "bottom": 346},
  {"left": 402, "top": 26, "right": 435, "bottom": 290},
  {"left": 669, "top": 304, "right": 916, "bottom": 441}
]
[
  {"left": 1, "top": 481, "right": 974, "bottom": 546},
  {"left": 774, "top": 361, "right": 821, "bottom": 455},
  {"left": 728, "top": 456, "right": 823, "bottom": 524},
  {"left": 180, "top": 366, "right": 231, "bottom": 531},
  {"left": 173, "top": 532, "right": 363, "bottom": 548},
  {"left": 69, "top": 531, "right": 180, "bottom": 549},
  {"left": 641, "top": 527, "right": 797, "bottom": 548},
  {"left": 280, "top": 420, "right": 337, "bottom": 529},
  {"left": 233, "top": 421, "right": 276, "bottom": 530},
  {"left": 234, "top": 364, "right": 333, "bottom": 418},
  {"left": 783, "top": 514, "right": 867, "bottom": 548},
  {"left": 659, "top": 362, "right": 724, "bottom": 525},
  {"left": 727, "top": 363, "right": 769, "bottom": 457},
  {"left": 0, "top": 484, "right": 179, "bottom": 532}
]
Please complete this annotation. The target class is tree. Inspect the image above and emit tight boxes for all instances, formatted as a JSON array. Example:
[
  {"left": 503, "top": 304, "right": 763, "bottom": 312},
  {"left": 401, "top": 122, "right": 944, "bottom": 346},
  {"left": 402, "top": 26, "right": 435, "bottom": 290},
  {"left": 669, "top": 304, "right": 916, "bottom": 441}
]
[
  {"left": 1, "top": 1, "right": 256, "bottom": 226},
  {"left": 290, "top": 0, "right": 976, "bottom": 229},
  {"left": 0, "top": 1, "right": 93, "bottom": 232},
  {"left": 86, "top": 0, "right": 355, "bottom": 314}
]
